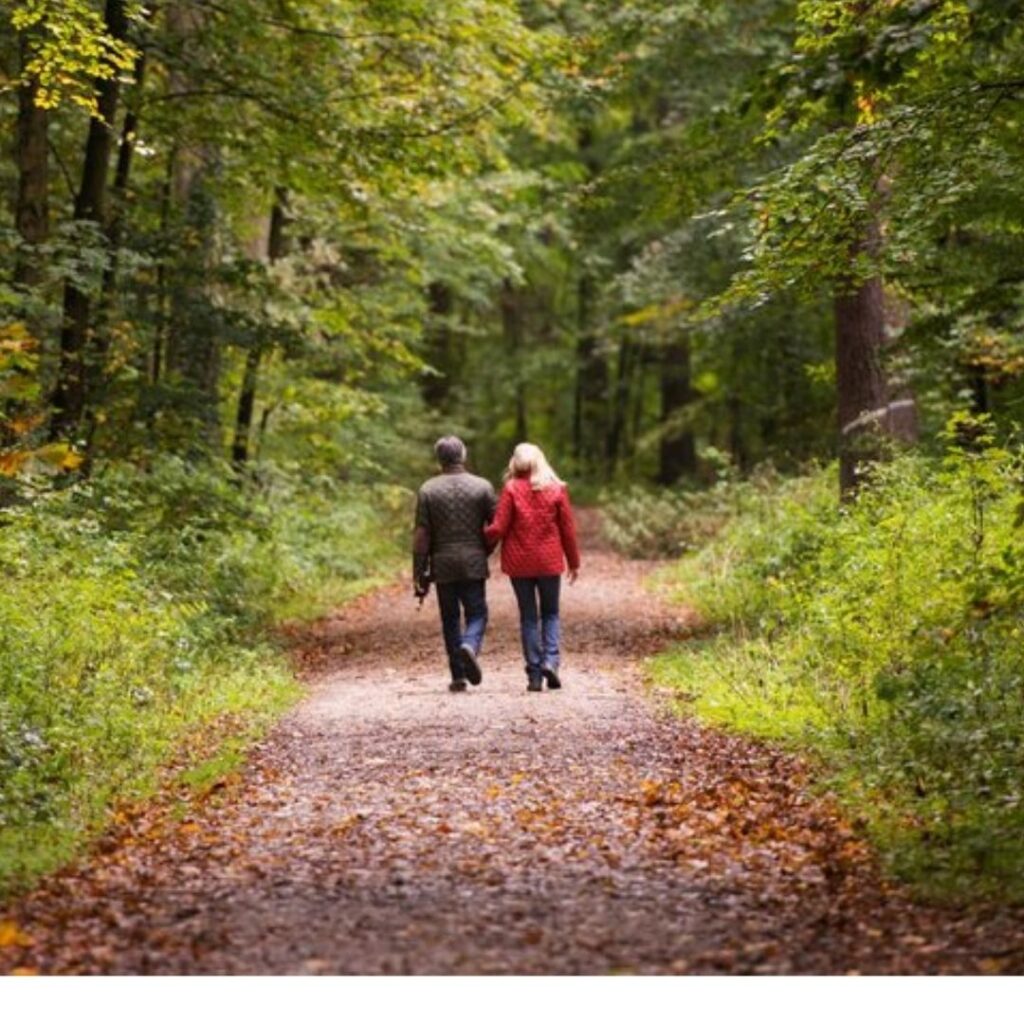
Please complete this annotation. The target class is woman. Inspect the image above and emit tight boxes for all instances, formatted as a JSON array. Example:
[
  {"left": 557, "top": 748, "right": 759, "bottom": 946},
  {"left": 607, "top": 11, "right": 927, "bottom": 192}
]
[{"left": 485, "top": 443, "right": 581, "bottom": 692}]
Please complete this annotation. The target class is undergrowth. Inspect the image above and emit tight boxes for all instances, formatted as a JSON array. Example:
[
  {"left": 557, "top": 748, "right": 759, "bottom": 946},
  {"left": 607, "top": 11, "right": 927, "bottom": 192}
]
[
  {"left": 0, "top": 457, "right": 405, "bottom": 896},
  {"left": 650, "top": 415, "right": 1024, "bottom": 903}
]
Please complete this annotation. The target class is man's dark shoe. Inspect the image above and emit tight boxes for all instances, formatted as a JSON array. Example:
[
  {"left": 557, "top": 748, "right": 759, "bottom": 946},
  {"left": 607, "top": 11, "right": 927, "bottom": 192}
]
[
  {"left": 542, "top": 666, "right": 562, "bottom": 690},
  {"left": 449, "top": 679, "right": 468, "bottom": 693},
  {"left": 460, "top": 644, "right": 483, "bottom": 686},
  {"left": 527, "top": 677, "right": 543, "bottom": 692}
]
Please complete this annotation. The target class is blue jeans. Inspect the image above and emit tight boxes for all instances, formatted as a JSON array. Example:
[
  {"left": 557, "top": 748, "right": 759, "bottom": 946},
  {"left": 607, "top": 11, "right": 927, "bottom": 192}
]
[
  {"left": 510, "top": 576, "right": 561, "bottom": 683},
  {"left": 436, "top": 579, "right": 488, "bottom": 682}
]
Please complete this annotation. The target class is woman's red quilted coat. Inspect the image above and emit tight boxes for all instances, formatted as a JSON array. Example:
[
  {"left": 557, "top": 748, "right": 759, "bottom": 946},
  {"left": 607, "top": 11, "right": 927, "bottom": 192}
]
[{"left": 484, "top": 477, "right": 581, "bottom": 578}]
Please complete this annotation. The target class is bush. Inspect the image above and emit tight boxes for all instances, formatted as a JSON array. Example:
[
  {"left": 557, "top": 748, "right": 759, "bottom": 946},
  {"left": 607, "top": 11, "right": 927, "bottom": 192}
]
[
  {"left": 652, "top": 418, "right": 1024, "bottom": 901},
  {"left": 0, "top": 457, "right": 405, "bottom": 895},
  {"left": 600, "top": 468, "right": 787, "bottom": 560}
]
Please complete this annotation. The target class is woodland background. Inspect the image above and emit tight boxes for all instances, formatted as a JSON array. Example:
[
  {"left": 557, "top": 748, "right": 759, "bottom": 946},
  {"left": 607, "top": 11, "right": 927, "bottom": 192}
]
[{"left": 2, "top": 0, "right": 1024, "bottom": 905}]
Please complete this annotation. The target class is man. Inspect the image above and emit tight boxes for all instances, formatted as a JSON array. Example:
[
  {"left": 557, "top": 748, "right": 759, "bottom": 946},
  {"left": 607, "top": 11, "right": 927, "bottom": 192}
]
[{"left": 413, "top": 436, "right": 497, "bottom": 692}]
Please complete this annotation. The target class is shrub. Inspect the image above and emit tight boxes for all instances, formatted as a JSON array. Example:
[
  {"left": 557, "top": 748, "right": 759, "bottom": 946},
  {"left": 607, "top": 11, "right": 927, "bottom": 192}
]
[
  {"left": 0, "top": 458, "right": 405, "bottom": 894},
  {"left": 652, "top": 419, "right": 1024, "bottom": 900},
  {"left": 600, "top": 468, "right": 789, "bottom": 560}
]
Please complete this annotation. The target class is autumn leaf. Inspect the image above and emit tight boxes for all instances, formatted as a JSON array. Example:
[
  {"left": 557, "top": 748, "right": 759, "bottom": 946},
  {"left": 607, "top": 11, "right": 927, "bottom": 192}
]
[
  {"left": 0, "top": 922, "right": 32, "bottom": 949},
  {"left": 34, "top": 443, "right": 84, "bottom": 471},
  {"left": 0, "top": 451, "right": 31, "bottom": 477}
]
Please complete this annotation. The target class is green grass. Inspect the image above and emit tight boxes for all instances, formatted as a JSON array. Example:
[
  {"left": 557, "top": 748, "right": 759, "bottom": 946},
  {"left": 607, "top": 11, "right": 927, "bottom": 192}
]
[{"left": 650, "top": 423, "right": 1024, "bottom": 904}]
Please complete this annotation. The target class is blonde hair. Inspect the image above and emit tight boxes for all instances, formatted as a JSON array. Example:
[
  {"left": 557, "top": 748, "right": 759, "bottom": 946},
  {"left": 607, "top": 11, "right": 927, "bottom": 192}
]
[{"left": 505, "top": 442, "right": 564, "bottom": 491}]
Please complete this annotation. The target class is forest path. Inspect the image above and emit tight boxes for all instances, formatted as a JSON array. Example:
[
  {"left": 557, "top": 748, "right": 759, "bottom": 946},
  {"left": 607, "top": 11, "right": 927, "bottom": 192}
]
[{"left": 2, "top": 513, "right": 1022, "bottom": 974}]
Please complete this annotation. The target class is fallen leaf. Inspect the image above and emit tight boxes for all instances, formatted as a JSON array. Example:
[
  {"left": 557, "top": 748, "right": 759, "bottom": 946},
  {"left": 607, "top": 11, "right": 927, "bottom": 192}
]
[{"left": 0, "top": 922, "right": 32, "bottom": 949}]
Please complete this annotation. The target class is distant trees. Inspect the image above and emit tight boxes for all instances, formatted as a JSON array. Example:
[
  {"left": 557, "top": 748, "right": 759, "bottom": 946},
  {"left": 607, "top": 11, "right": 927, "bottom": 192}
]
[{"left": 5, "top": 1, "right": 1024, "bottom": 495}]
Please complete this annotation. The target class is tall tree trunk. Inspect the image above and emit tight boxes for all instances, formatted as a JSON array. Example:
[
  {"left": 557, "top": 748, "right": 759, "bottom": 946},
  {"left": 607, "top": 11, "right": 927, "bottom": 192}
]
[
  {"left": 501, "top": 278, "right": 528, "bottom": 441},
  {"left": 573, "top": 273, "right": 607, "bottom": 472},
  {"left": 232, "top": 189, "right": 288, "bottom": 468},
  {"left": 80, "top": 48, "right": 149, "bottom": 460},
  {"left": 605, "top": 336, "right": 635, "bottom": 475},
  {"left": 834, "top": 269, "right": 888, "bottom": 497},
  {"left": 161, "top": 1, "right": 224, "bottom": 455},
  {"left": 231, "top": 348, "right": 262, "bottom": 468},
  {"left": 658, "top": 336, "right": 697, "bottom": 485},
  {"left": 14, "top": 35, "right": 49, "bottom": 291},
  {"left": 50, "top": 0, "right": 130, "bottom": 440},
  {"left": 628, "top": 343, "right": 648, "bottom": 459},
  {"left": 421, "top": 281, "right": 456, "bottom": 410},
  {"left": 152, "top": 147, "right": 176, "bottom": 388}
]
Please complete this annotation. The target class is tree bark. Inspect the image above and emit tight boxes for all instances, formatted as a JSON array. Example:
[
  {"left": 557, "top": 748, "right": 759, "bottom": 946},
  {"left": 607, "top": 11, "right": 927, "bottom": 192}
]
[
  {"left": 605, "top": 336, "right": 635, "bottom": 474},
  {"left": 501, "top": 278, "right": 528, "bottom": 441},
  {"left": 231, "top": 190, "right": 289, "bottom": 467},
  {"left": 658, "top": 336, "right": 697, "bottom": 485},
  {"left": 573, "top": 273, "right": 608, "bottom": 472},
  {"left": 50, "top": 0, "right": 130, "bottom": 440},
  {"left": 14, "top": 35, "right": 49, "bottom": 291},
  {"left": 834, "top": 269, "right": 888, "bottom": 496},
  {"left": 421, "top": 281, "right": 456, "bottom": 410}
]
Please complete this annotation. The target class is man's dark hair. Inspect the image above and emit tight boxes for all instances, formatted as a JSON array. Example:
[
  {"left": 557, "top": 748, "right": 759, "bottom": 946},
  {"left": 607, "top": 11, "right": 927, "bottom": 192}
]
[{"left": 435, "top": 435, "right": 467, "bottom": 468}]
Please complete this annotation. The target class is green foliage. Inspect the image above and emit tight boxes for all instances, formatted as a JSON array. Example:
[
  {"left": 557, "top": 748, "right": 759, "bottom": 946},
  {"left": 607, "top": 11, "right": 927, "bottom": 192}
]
[
  {"left": 600, "top": 465, "right": 788, "bottom": 559},
  {"left": 653, "top": 419, "right": 1024, "bottom": 900},
  {"left": 0, "top": 462, "right": 404, "bottom": 895},
  {"left": 8, "top": 0, "right": 140, "bottom": 113}
]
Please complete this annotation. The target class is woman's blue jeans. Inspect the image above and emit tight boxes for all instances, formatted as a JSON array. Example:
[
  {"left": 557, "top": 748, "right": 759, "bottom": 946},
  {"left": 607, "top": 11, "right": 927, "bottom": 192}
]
[{"left": 510, "top": 575, "right": 561, "bottom": 683}]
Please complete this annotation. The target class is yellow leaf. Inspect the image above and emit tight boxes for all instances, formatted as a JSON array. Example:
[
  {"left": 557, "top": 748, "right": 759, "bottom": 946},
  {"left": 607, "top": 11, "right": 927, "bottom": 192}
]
[
  {"left": 10, "top": 967, "right": 39, "bottom": 976},
  {"left": 0, "top": 921, "right": 32, "bottom": 948},
  {"left": 32, "top": 443, "right": 83, "bottom": 471}
]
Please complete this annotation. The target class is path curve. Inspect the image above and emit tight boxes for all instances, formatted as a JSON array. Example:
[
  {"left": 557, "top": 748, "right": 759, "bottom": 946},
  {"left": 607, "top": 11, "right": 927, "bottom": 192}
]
[{"left": 2, "top": 519, "right": 1022, "bottom": 974}]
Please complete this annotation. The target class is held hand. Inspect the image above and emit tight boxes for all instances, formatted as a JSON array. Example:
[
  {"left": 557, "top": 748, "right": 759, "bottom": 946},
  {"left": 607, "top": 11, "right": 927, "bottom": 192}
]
[{"left": 567, "top": 568, "right": 579, "bottom": 585}]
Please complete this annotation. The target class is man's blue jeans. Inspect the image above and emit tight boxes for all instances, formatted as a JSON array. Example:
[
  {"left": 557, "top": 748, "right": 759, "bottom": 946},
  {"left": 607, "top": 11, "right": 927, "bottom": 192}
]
[
  {"left": 436, "top": 579, "right": 488, "bottom": 682},
  {"left": 510, "top": 575, "right": 561, "bottom": 683}
]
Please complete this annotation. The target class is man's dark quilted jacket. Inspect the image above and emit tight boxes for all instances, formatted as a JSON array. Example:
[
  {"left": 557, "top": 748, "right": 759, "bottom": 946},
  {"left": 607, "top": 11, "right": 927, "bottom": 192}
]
[{"left": 413, "top": 470, "right": 497, "bottom": 585}]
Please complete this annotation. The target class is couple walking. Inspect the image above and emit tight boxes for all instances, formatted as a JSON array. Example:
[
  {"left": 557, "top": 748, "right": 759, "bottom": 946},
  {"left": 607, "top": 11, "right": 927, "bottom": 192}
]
[{"left": 412, "top": 435, "right": 581, "bottom": 693}]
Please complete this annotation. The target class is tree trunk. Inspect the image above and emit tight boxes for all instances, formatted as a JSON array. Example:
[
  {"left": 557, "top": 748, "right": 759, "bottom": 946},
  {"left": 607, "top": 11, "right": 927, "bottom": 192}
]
[
  {"left": 81, "top": 48, "right": 149, "bottom": 459},
  {"left": 501, "top": 278, "right": 528, "bottom": 441},
  {"left": 231, "top": 190, "right": 288, "bottom": 467},
  {"left": 14, "top": 35, "right": 49, "bottom": 291},
  {"left": 231, "top": 348, "right": 262, "bottom": 467},
  {"left": 834, "top": 270, "right": 888, "bottom": 496},
  {"left": 421, "top": 281, "right": 456, "bottom": 410},
  {"left": 605, "top": 336, "right": 635, "bottom": 474},
  {"left": 573, "top": 273, "right": 607, "bottom": 472},
  {"left": 628, "top": 344, "right": 648, "bottom": 459},
  {"left": 50, "top": 0, "right": 130, "bottom": 440},
  {"left": 152, "top": 147, "right": 177, "bottom": 388},
  {"left": 658, "top": 336, "right": 697, "bottom": 485}
]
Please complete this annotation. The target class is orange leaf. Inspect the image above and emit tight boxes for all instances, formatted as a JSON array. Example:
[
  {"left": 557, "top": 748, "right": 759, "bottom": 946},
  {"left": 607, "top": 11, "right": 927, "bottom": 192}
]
[
  {"left": 0, "top": 921, "right": 32, "bottom": 948},
  {"left": 0, "top": 451, "right": 30, "bottom": 477}
]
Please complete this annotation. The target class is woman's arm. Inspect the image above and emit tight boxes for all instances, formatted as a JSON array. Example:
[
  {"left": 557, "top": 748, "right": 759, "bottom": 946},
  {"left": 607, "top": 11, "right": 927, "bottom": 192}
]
[
  {"left": 557, "top": 487, "right": 581, "bottom": 576},
  {"left": 483, "top": 483, "right": 514, "bottom": 546}
]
